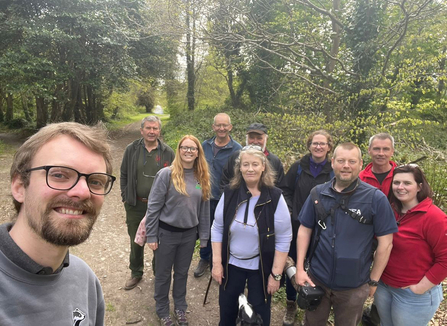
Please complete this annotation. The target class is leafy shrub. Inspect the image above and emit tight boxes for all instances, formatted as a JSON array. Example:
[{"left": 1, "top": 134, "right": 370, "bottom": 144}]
[{"left": 163, "top": 107, "right": 447, "bottom": 209}]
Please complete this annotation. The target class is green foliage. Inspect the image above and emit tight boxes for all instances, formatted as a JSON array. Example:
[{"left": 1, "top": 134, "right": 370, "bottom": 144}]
[{"left": 163, "top": 107, "right": 447, "bottom": 208}]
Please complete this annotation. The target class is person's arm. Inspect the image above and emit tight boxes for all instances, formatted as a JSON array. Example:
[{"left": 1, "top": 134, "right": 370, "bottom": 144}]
[
  {"left": 274, "top": 161, "right": 285, "bottom": 186},
  {"left": 145, "top": 169, "right": 170, "bottom": 250},
  {"left": 198, "top": 198, "right": 211, "bottom": 248},
  {"left": 211, "top": 242, "right": 224, "bottom": 284},
  {"left": 211, "top": 195, "right": 225, "bottom": 284},
  {"left": 405, "top": 276, "right": 436, "bottom": 294},
  {"left": 369, "top": 233, "right": 393, "bottom": 296},
  {"left": 95, "top": 279, "right": 105, "bottom": 326},
  {"left": 267, "top": 250, "right": 288, "bottom": 294},
  {"left": 408, "top": 208, "right": 447, "bottom": 294},
  {"left": 295, "top": 225, "right": 315, "bottom": 287},
  {"left": 220, "top": 154, "right": 236, "bottom": 192},
  {"left": 120, "top": 147, "right": 130, "bottom": 202},
  {"left": 268, "top": 195, "right": 292, "bottom": 294},
  {"left": 278, "top": 162, "right": 299, "bottom": 214}
]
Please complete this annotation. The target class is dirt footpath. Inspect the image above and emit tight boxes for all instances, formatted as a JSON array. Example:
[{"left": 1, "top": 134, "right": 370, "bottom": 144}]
[
  {"left": 0, "top": 123, "right": 283, "bottom": 326},
  {"left": 1, "top": 123, "right": 445, "bottom": 326}
]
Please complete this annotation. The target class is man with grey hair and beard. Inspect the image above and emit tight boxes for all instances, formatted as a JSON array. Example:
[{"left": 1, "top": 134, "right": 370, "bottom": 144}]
[
  {"left": 220, "top": 122, "right": 284, "bottom": 188},
  {"left": 0, "top": 122, "right": 116, "bottom": 325}
]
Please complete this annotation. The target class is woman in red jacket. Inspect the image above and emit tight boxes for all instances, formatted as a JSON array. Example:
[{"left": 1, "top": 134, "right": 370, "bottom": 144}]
[{"left": 375, "top": 164, "right": 447, "bottom": 326}]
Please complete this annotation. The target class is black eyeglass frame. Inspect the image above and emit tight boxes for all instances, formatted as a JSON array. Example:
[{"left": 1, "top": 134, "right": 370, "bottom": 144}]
[{"left": 25, "top": 165, "right": 116, "bottom": 195}]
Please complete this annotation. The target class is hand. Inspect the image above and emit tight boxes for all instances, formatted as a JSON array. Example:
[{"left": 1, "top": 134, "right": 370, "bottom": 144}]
[
  {"left": 267, "top": 275, "right": 280, "bottom": 294},
  {"left": 148, "top": 242, "right": 158, "bottom": 251},
  {"left": 369, "top": 285, "right": 377, "bottom": 297},
  {"left": 295, "top": 269, "right": 315, "bottom": 287},
  {"left": 212, "top": 263, "right": 224, "bottom": 285},
  {"left": 404, "top": 284, "right": 426, "bottom": 295}
]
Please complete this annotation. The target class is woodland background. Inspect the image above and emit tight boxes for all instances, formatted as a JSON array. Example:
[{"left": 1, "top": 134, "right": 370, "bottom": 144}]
[{"left": 1, "top": 0, "right": 446, "bottom": 209}]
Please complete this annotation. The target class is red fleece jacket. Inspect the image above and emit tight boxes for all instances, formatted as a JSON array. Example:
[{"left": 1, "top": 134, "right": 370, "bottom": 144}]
[
  {"left": 381, "top": 198, "right": 447, "bottom": 287},
  {"left": 359, "top": 161, "right": 397, "bottom": 196}
]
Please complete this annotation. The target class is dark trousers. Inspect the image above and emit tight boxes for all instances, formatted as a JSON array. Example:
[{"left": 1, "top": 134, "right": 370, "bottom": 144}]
[
  {"left": 219, "top": 264, "right": 272, "bottom": 326},
  {"left": 304, "top": 276, "right": 369, "bottom": 326},
  {"left": 286, "top": 229, "right": 298, "bottom": 301},
  {"left": 199, "top": 199, "right": 218, "bottom": 261},
  {"left": 154, "top": 227, "right": 197, "bottom": 318},
  {"left": 125, "top": 201, "right": 147, "bottom": 277}
]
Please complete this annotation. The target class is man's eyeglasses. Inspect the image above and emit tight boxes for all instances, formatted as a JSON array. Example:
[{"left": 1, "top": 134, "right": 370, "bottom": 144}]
[
  {"left": 242, "top": 145, "right": 263, "bottom": 152},
  {"left": 180, "top": 146, "right": 198, "bottom": 153},
  {"left": 26, "top": 165, "right": 116, "bottom": 195},
  {"left": 311, "top": 142, "right": 328, "bottom": 147}
]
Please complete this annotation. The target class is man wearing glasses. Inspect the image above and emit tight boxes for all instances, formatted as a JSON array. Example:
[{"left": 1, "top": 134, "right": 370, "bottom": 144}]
[
  {"left": 0, "top": 122, "right": 114, "bottom": 325},
  {"left": 193, "top": 113, "right": 241, "bottom": 278},
  {"left": 120, "top": 116, "right": 175, "bottom": 290}
]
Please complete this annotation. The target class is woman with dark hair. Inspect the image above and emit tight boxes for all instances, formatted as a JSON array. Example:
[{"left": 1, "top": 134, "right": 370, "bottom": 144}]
[
  {"left": 374, "top": 164, "right": 447, "bottom": 326},
  {"left": 211, "top": 145, "right": 292, "bottom": 326},
  {"left": 145, "top": 135, "right": 211, "bottom": 326},
  {"left": 278, "top": 129, "right": 334, "bottom": 325}
]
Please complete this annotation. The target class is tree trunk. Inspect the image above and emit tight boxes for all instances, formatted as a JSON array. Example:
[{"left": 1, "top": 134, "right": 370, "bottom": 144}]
[
  {"left": 21, "top": 95, "right": 31, "bottom": 122},
  {"left": 35, "top": 96, "right": 48, "bottom": 128},
  {"left": 5, "top": 93, "right": 13, "bottom": 122},
  {"left": 186, "top": 0, "right": 195, "bottom": 111},
  {"left": 324, "top": 0, "right": 341, "bottom": 89},
  {"left": 0, "top": 88, "right": 4, "bottom": 122},
  {"left": 226, "top": 63, "right": 239, "bottom": 109}
]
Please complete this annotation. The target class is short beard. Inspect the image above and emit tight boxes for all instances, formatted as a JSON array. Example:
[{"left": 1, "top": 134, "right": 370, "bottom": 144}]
[{"left": 27, "top": 198, "right": 98, "bottom": 247}]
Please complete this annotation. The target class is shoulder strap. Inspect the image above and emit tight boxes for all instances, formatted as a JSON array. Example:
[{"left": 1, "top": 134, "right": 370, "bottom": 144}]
[
  {"left": 294, "top": 164, "right": 302, "bottom": 187},
  {"left": 305, "top": 187, "right": 330, "bottom": 269},
  {"left": 338, "top": 192, "right": 373, "bottom": 225}
]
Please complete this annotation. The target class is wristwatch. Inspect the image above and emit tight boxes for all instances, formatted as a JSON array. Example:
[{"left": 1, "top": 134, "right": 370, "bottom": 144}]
[
  {"left": 271, "top": 272, "right": 282, "bottom": 281},
  {"left": 368, "top": 280, "right": 379, "bottom": 287}
]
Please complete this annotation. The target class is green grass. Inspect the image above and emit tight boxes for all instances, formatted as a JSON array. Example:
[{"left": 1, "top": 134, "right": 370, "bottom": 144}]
[{"left": 105, "top": 302, "right": 116, "bottom": 312}]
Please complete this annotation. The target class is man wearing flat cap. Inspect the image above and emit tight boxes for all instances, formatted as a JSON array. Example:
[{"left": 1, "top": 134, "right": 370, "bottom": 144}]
[{"left": 220, "top": 123, "right": 284, "bottom": 189}]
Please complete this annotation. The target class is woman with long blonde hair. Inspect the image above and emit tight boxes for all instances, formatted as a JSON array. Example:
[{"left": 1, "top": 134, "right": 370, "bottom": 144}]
[{"left": 146, "top": 135, "right": 211, "bottom": 326}]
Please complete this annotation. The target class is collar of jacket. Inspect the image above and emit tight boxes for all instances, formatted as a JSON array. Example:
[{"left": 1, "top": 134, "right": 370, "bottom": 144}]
[
  {"left": 234, "top": 180, "right": 273, "bottom": 208},
  {"left": 135, "top": 138, "right": 169, "bottom": 151},
  {"left": 205, "top": 136, "right": 236, "bottom": 148}
]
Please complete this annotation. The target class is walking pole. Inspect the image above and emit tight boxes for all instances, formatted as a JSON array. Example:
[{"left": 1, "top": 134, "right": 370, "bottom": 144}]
[{"left": 203, "top": 274, "right": 213, "bottom": 306}]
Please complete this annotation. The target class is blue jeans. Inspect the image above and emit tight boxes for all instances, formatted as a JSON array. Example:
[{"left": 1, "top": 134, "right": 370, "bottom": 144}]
[{"left": 374, "top": 281, "right": 443, "bottom": 326}]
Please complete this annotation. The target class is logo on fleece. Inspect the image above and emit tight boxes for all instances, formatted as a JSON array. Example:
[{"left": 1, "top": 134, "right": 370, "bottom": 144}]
[{"left": 73, "top": 308, "right": 86, "bottom": 326}]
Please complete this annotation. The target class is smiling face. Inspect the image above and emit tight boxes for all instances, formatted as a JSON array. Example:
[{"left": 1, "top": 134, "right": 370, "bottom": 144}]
[
  {"left": 240, "top": 153, "right": 265, "bottom": 187},
  {"left": 140, "top": 120, "right": 161, "bottom": 145},
  {"left": 212, "top": 113, "right": 232, "bottom": 142},
  {"left": 179, "top": 138, "right": 199, "bottom": 168},
  {"left": 332, "top": 147, "right": 363, "bottom": 189},
  {"left": 392, "top": 172, "right": 421, "bottom": 209},
  {"left": 368, "top": 138, "right": 394, "bottom": 170},
  {"left": 12, "top": 135, "right": 107, "bottom": 246},
  {"left": 309, "top": 134, "right": 331, "bottom": 163},
  {"left": 246, "top": 133, "right": 267, "bottom": 151}
]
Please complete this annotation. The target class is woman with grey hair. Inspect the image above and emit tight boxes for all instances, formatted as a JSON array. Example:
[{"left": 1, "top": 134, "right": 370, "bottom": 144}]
[{"left": 211, "top": 145, "right": 292, "bottom": 325}]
